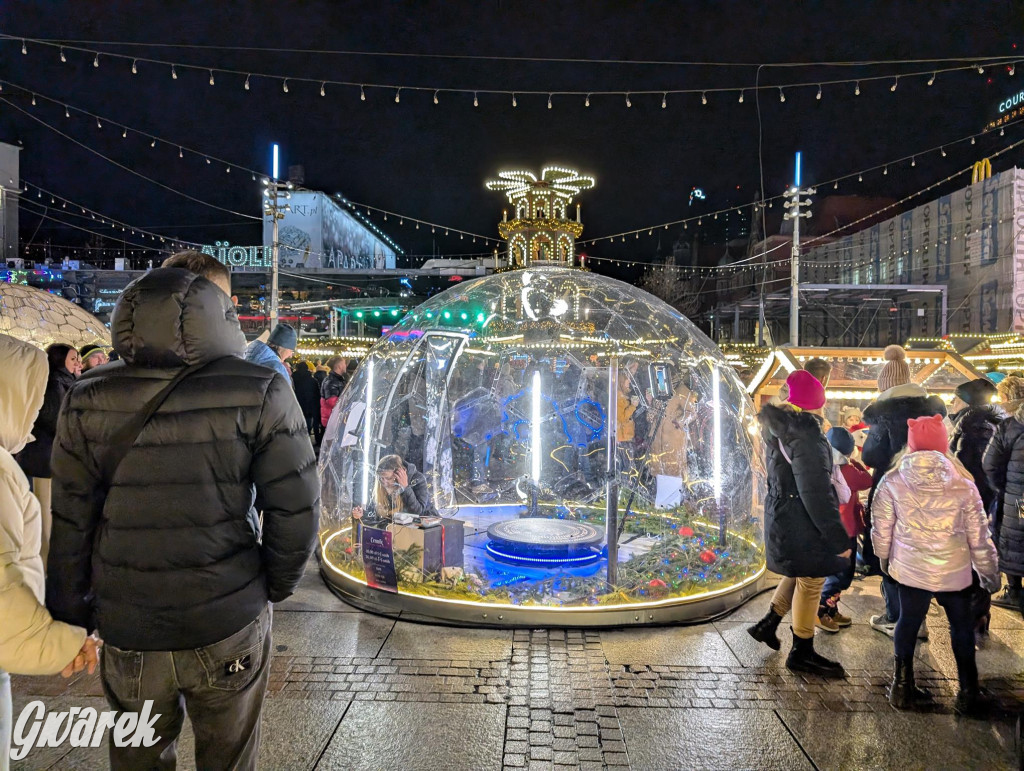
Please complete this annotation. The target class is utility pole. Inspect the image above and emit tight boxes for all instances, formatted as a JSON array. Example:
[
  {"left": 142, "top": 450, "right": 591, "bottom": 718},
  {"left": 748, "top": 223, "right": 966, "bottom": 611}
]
[
  {"left": 262, "top": 176, "right": 292, "bottom": 328},
  {"left": 783, "top": 152, "right": 814, "bottom": 346}
]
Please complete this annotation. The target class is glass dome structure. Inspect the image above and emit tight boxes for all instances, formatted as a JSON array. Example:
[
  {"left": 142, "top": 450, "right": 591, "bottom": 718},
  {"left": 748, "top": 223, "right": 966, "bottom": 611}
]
[
  {"left": 318, "top": 267, "right": 766, "bottom": 626},
  {"left": 0, "top": 282, "right": 111, "bottom": 350}
]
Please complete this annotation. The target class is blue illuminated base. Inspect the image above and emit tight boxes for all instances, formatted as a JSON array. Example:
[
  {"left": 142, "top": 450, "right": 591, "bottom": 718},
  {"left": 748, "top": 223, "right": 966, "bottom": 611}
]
[{"left": 485, "top": 518, "right": 604, "bottom": 568}]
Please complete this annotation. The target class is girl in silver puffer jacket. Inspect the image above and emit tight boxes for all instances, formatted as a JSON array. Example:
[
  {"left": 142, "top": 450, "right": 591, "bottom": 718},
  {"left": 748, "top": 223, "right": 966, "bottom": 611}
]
[{"left": 871, "top": 414, "right": 999, "bottom": 714}]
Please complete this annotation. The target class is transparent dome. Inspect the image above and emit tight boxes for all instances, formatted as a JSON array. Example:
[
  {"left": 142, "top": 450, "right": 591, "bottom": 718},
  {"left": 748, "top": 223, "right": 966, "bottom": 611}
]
[
  {"left": 319, "top": 267, "right": 766, "bottom": 625},
  {"left": 0, "top": 283, "right": 111, "bottom": 350}
]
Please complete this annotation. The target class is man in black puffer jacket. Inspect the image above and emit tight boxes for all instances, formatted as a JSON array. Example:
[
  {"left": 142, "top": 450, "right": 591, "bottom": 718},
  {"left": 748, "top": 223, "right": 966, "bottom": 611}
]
[
  {"left": 861, "top": 346, "right": 946, "bottom": 637},
  {"left": 950, "top": 378, "right": 1002, "bottom": 513},
  {"left": 47, "top": 267, "right": 319, "bottom": 770}
]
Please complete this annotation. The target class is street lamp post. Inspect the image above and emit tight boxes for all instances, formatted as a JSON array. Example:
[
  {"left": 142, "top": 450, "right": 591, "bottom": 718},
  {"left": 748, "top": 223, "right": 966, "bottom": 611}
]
[
  {"left": 783, "top": 152, "right": 814, "bottom": 346},
  {"left": 262, "top": 177, "right": 293, "bottom": 329}
]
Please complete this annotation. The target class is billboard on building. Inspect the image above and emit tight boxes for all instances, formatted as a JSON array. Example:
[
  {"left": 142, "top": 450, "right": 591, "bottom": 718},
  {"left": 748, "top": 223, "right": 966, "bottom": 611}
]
[{"left": 261, "top": 191, "right": 396, "bottom": 270}]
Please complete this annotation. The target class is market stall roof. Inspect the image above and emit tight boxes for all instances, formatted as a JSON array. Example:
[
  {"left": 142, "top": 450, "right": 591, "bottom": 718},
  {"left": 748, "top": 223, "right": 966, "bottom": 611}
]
[
  {"left": 746, "top": 346, "right": 983, "bottom": 406},
  {"left": 908, "top": 334, "right": 1024, "bottom": 373}
]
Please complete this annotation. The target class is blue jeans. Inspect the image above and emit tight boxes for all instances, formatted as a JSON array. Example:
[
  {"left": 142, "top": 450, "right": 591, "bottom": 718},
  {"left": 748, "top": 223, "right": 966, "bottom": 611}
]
[
  {"left": 820, "top": 537, "right": 857, "bottom": 614},
  {"left": 101, "top": 604, "right": 272, "bottom": 770},
  {"left": 881, "top": 573, "right": 901, "bottom": 622}
]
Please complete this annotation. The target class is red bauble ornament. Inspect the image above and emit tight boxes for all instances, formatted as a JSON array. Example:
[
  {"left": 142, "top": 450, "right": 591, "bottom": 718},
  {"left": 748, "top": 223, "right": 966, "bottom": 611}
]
[
  {"left": 649, "top": 578, "right": 668, "bottom": 589},
  {"left": 677, "top": 526, "right": 695, "bottom": 537},
  {"left": 699, "top": 549, "right": 717, "bottom": 564}
]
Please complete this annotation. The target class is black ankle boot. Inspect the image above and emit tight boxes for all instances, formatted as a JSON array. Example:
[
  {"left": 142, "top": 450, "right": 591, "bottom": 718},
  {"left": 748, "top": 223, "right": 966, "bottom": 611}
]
[
  {"left": 747, "top": 607, "right": 783, "bottom": 651},
  {"left": 785, "top": 630, "right": 846, "bottom": 678},
  {"left": 953, "top": 653, "right": 984, "bottom": 716},
  {"left": 888, "top": 656, "right": 917, "bottom": 709}
]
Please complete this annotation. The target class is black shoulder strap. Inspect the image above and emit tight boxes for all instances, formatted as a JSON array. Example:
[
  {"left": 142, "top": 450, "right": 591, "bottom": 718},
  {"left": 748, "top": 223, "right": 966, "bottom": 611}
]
[{"left": 98, "top": 359, "right": 217, "bottom": 487}]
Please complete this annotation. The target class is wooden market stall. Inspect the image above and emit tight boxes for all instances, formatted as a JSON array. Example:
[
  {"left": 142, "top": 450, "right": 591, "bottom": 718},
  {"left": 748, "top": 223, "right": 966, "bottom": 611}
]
[{"left": 745, "top": 346, "right": 984, "bottom": 427}]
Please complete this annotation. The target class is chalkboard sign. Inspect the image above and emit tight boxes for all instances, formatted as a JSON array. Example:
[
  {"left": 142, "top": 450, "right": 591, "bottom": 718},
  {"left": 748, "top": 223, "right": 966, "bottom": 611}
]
[{"left": 361, "top": 526, "right": 398, "bottom": 593}]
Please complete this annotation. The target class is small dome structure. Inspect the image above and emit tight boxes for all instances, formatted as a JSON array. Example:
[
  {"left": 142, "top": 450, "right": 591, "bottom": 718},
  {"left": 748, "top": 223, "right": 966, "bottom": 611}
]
[
  {"left": 318, "top": 266, "right": 767, "bottom": 626},
  {"left": 0, "top": 282, "right": 110, "bottom": 350}
]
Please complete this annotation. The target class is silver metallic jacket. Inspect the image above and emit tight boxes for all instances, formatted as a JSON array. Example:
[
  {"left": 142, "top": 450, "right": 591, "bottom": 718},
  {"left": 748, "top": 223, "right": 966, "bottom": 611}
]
[{"left": 871, "top": 451, "right": 999, "bottom": 593}]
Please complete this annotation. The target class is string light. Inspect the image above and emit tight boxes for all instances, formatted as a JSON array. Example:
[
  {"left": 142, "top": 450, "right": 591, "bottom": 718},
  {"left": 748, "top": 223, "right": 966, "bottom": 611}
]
[
  {"left": 977, "top": 64, "right": 985, "bottom": 74},
  {"left": 941, "top": 146, "right": 946, "bottom": 157},
  {"left": 584, "top": 94, "right": 590, "bottom": 107},
  {"left": 179, "top": 146, "right": 183, "bottom": 158},
  {"left": 122, "top": 128, "right": 127, "bottom": 138},
  {"left": 890, "top": 76, "right": 898, "bottom": 92},
  {"left": 394, "top": 88, "right": 400, "bottom": 103},
  {"left": 779, "top": 88, "right": 785, "bottom": 102},
  {"left": 625, "top": 93, "right": 631, "bottom": 107},
  {"left": 171, "top": 65, "right": 177, "bottom": 80},
  {"left": 64, "top": 105, "right": 69, "bottom": 117},
  {"left": 971, "top": 136, "right": 976, "bottom": 144},
  {"left": 59, "top": 47, "right": 65, "bottom": 62},
  {"left": 928, "top": 72, "right": 936, "bottom": 86},
  {"left": 93, "top": 52, "right": 99, "bottom": 67},
  {"left": 21, "top": 39, "right": 27, "bottom": 55},
  {"left": 209, "top": 70, "right": 215, "bottom": 86},
  {"left": 30, "top": 94, "right": 35, "bottom": 106},
  {"left": 911, "top": 156, "right": 915, "bottom": 166},
  {"left": 244, "top": 74, "right": 251, "bottom": 90},
  {"left": 858, "top": 174, "right": 863, "bottom": 182},
  {"left": 833, "top": 181, "right": 838, "bottom": 189},
  {"left": 473, "top": 92, "right": 479, "bottom": 107},
  {"left": 1011, "top": 65, "right": 1017, "bottom": 76},
  {"left": 282, "top": 79, "right": 289, "bottom": 93},
  {"left": 854, "top": 81, "right": 860, "bottom": 95},
  {"left": 96, "top": 117, "right": 101, "bottom": 128},
  {"left": 320, "top": 82, "right": 326, "bottom": 96},
  {"left": 816, "top": 84, "right": 822, "bottom": 100},
  {"left": 701, "top": 92, "right": 707, "bottom": 105},
  {"left": 150, "top": 138, "right": 156, "bottom": 148},
  {"left": 883, "top": 165, "right": 888, "bottom": 175},
  {"left": 738, "top": 90, "right": 744, "bottom": 103},
  {"left": 547, "top": 94, "right": 552, "bottom": 109},
  {"left": 131, "top": 59, "right": 138, "bottom": 74},
  {"left": 360, "top": 85, "right": 366, "bottom": 101},
  {"left": 434, "top": 89, "right": 439, "bottom": 104},
  {"left": 511, "top": 92, "right": 517, "bottom": 107},
  {"left": 661, "top": 93, "right": 667, "bottom": 108}
]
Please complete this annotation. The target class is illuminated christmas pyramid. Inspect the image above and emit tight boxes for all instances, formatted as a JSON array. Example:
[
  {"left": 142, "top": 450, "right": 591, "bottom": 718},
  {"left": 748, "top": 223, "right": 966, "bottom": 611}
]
[{"left": 485, "top": 166, "right": 595, "bottom": 268}]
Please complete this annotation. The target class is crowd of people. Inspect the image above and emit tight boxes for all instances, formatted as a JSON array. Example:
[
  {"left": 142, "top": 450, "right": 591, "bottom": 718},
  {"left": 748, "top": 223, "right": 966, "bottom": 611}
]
[
  {"left": 749, "top": 343, "right": 1020, "bottom": 715},
  {"left": 3, "top": 248, "right": 1023, "bottom": 767}
]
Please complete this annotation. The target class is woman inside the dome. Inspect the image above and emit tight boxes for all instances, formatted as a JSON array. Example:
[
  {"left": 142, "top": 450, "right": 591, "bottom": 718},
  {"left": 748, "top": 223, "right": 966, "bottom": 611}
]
[{"left": 353, "top": 454, "right": 436, "bottom": 523}]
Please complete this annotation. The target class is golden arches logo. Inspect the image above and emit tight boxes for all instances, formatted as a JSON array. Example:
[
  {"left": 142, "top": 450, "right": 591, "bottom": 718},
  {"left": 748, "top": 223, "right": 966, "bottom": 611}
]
[{"left": 972, "top": 158, "right": 992, "bottom": 184}]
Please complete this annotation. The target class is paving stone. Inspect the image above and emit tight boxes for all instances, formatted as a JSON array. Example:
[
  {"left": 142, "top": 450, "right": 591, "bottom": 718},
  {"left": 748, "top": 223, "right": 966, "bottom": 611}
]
[
  {"left": 602, "top": 625, "right": 742, "bottom": 667},
  {"left": 618, "top": 707, "right": 813, "bottom": 770},
  {"left": 272, "top": 610, "right": 393, "bottom": 658},
  {"left": 320, "top": 702, "right": 505, "bottom": 769}
]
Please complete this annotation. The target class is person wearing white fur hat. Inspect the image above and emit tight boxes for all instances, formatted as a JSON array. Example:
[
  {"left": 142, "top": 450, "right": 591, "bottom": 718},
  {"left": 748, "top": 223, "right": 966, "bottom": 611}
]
[{"left": 861, "top": 344, "right": 947, "bottom": 638}]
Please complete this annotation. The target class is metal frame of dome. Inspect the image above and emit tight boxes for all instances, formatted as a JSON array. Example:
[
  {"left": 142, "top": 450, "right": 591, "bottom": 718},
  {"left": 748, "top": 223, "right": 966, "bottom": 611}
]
[{"left": 0, "top": 281, "right": 111, "bottom": 350}]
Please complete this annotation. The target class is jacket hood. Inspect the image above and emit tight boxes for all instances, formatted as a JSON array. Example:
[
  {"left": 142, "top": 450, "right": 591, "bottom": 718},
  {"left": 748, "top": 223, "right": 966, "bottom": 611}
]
[
  {"left": 953, "top": 404, "right": 1004, "bottom": 428},
  {"left": 0, "top": 334, "right": 48, "bottom": 454},
  {"left": 897, "top": 450, "right": 955, "bottom": 492},
  {"left": 758, "top": 402, "right": 823, "bottom": 439},
  {"left": 112, "top": 268, "right": 245, "bottom": 367},
  {"left": 864, "top": 392, "right": 947, "bottom": 424},
  {"left": 878, "top": 383, "right": 927, "bottom": 401}
]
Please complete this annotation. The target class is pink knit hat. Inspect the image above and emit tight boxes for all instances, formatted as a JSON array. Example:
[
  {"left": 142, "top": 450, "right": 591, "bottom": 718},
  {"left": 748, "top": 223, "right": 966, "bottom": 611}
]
[
  {"left": 785, "top": 370, "right": 826, "bottom": 411},
  {"left": 907, "top": 414, "right": 948, "bottom": 453}
]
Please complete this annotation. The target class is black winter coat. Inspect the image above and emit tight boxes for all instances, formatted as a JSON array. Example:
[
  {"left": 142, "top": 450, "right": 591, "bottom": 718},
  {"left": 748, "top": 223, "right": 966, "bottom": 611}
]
[
  {"left": 983, "top": 408, "right": 1024, "bottom": 577},
  {"left": 292, "top": 367, "right": 321, "bottom": 421},
  {"left": 759, "top": 404, "right": 849, "bottom": 578},
  {"left": 862, "top": 391, "right": 947, "bottom": 511},
  {"left": 950, "top": 404, "right": 1003, "bottom": 513},
  {"left": 17, "top": 368, "right": 76, "bottom": 478},
  {"left": 46, "top": 268, "right": 320, "bottom": 651}
]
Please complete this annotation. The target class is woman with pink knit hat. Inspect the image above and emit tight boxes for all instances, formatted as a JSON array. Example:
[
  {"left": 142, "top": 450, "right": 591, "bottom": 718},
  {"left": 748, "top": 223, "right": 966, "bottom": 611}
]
[
  {"left": 748, "top": 370, "right": 851, "bottom": 678},
  {"left": 872, "top": 414, "right": 999, "bottom": 713}
]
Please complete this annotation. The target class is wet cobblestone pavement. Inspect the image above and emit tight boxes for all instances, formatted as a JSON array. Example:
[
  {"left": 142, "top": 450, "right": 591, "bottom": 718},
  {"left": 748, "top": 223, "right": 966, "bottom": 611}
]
[{"left": 11, "top": 561, "right": 1024, "bottom": 770}]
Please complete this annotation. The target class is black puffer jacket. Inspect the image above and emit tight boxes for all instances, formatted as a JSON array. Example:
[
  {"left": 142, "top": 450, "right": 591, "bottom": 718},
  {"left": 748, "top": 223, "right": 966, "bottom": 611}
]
[
  {"left": 292, "top": 366, "right": 320, "bottom": 422},
  {"left": 17, "top": 368, "right": 76, "bottom": 478},
  {"left": 862, "top": 385, "right": 947, "bottom": 511},
  {"left": 46, "top": 269, "right": 319, "bottom": 650},
  {"left": 759, "top": 404, "right": 849, "bottom": 577},
  {"left": 950, "top": 404, "right": 1003, "bottom": 513},
  {"left": 983, "top": 405, "right": 1024, "bottom": 577}
]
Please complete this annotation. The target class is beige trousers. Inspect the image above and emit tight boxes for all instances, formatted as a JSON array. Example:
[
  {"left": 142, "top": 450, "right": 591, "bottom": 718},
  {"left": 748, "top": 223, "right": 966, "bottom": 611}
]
[
  {"left": 32, "top": 477, "right": 53, "bottom": 568},
  {"left": 770, "top": 576, "right": 827, "bottom": 640}
]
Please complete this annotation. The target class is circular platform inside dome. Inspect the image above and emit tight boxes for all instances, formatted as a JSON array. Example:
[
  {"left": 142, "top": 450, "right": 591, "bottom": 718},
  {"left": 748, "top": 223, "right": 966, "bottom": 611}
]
[{"left": 486, "top": 518, "right": 603, "bottom": 566}]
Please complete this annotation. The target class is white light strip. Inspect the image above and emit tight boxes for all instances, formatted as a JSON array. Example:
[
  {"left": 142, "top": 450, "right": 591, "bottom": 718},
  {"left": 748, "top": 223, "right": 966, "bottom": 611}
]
[
  {"left": 712, "top": 365, "right": 722, "bottom": 505},
  {"left": 531, "top": 370, "right": 542, "bottom": 483},
  {"left": 362, "top": 360, "right": 374, "bottom": 506}
]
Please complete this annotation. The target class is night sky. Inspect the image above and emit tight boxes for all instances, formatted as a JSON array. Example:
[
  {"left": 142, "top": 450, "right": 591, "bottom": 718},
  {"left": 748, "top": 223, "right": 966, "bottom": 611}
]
[{"left": 1, "top": 1, "right": 1022, "bottom": 274}]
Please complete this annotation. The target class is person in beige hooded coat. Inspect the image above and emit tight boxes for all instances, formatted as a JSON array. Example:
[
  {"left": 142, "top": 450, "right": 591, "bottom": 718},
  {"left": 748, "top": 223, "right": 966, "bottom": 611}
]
[{"left": 0, "top": 335, "right": 93, "bottom": 769}]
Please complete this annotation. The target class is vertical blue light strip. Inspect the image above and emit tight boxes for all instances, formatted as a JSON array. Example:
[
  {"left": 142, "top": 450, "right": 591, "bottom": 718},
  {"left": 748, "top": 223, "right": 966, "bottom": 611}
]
[
  {"left": 795, "top": 151, "right": 802, "bottom": 188},
  {"left": 272, "top": 143, "right": 280, "bottom": 179}
]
